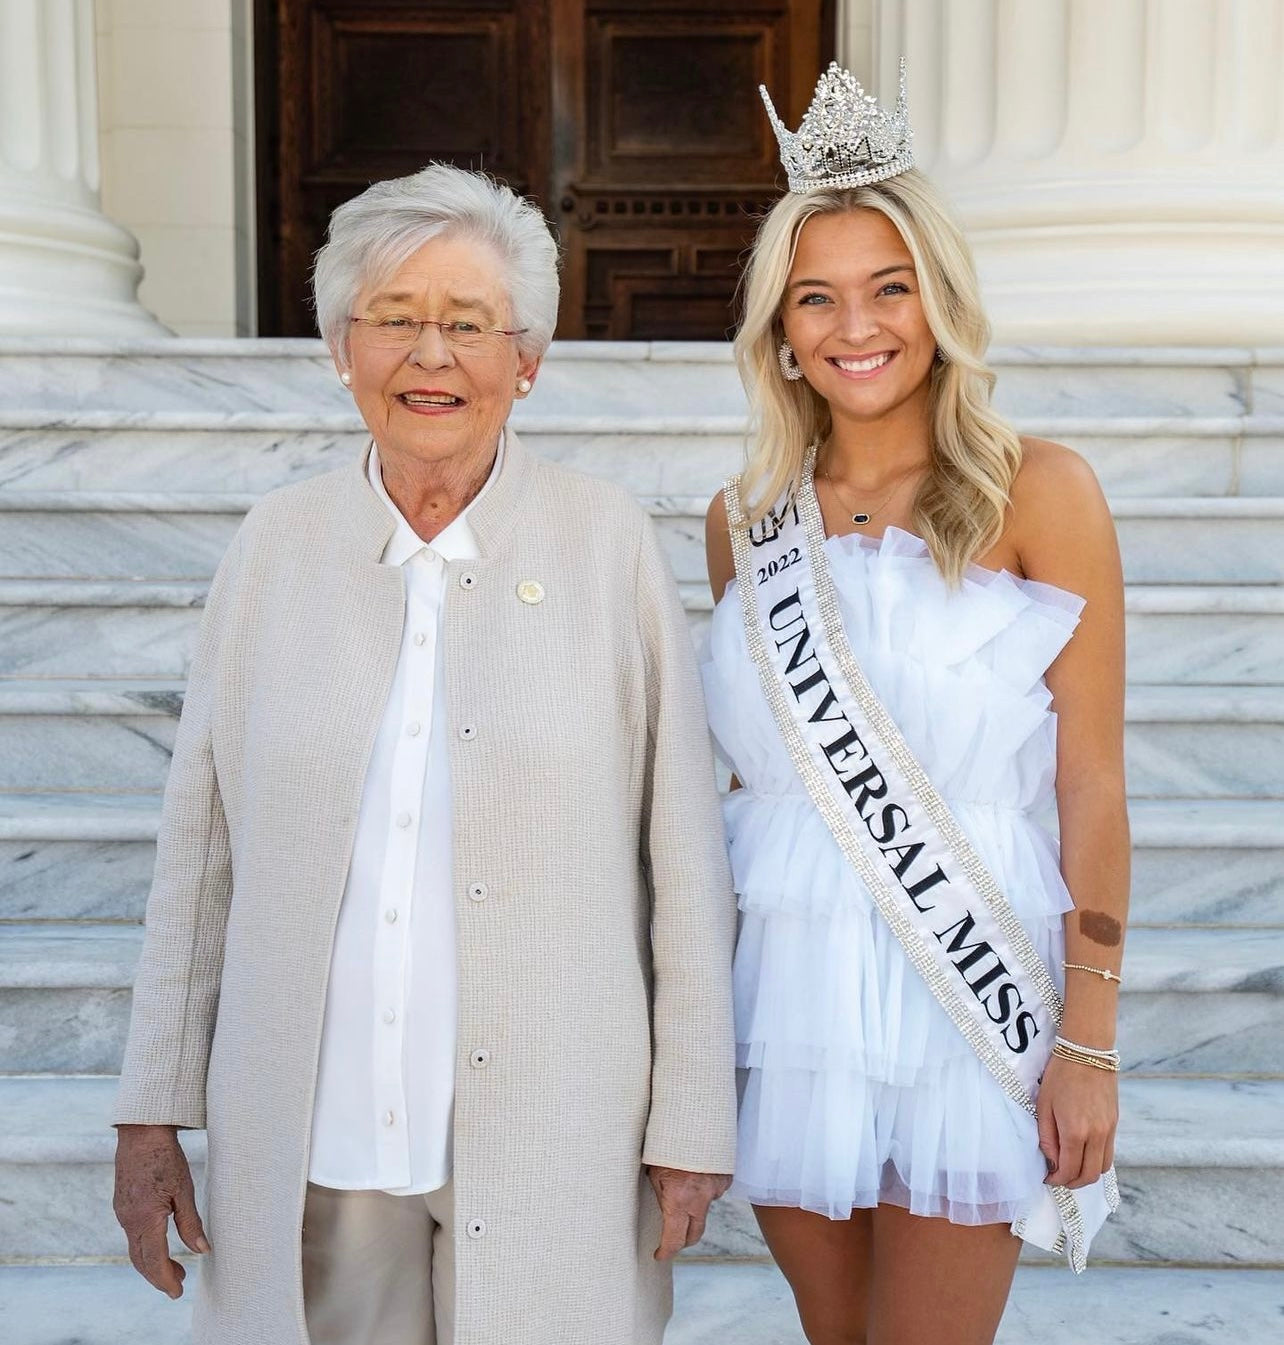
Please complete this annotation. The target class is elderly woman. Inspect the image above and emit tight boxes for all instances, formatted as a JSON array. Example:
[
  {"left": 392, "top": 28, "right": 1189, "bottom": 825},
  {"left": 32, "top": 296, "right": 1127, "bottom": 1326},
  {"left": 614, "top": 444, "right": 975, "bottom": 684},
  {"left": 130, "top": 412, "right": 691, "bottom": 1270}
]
[{"left": 111, "top": 163, "right": 737, "bottom": 1345}]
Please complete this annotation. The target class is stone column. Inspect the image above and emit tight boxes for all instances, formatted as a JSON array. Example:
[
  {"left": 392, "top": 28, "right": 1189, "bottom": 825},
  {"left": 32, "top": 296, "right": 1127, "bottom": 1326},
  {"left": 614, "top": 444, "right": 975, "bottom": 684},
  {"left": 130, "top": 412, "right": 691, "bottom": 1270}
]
[
  {"left": 0, "top": 0, "right": 166, "bottom": 336},
  {"left": 836, "top": 0, "right": 876, "bottom": 76},
  {"left": 873, "top": 0, "right": 1284, "bottom": 346}
]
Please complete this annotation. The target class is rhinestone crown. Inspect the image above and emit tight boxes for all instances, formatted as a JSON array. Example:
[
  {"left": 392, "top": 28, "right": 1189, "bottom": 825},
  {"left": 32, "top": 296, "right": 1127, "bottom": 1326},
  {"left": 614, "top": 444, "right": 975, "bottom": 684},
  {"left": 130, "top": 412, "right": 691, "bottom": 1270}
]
[{"left": 761, "top": 59, "right": 914, "bottom": 194}]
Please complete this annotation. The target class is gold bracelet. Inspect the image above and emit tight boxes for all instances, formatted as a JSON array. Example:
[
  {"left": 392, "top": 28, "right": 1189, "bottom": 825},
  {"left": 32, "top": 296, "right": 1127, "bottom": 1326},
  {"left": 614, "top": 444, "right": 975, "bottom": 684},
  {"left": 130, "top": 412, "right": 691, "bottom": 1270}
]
[
  {"left": 1063, "top": 961, "right": 1122, "bottom": 984},
  {"left": 1052, "top": 1046, "right": 1119, "bottom": 1073},
  {"left": 1052, "top": 1043, "right": 1121, "bottom": 1074}
]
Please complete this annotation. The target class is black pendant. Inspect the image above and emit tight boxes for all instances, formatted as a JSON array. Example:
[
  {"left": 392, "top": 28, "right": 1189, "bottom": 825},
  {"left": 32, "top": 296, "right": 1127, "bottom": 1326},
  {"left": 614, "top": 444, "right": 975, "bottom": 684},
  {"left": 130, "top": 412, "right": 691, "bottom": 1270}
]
[{"left": 853, "top": 512, "right": 870, "bottom": 525}]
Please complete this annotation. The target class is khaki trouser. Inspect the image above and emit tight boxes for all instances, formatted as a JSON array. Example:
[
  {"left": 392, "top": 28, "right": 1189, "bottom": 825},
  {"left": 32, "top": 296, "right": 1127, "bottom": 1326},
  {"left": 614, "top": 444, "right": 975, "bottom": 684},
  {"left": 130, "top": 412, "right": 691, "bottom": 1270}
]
[{"left": 301, "top": 1181, "right": 455, "bottom": 1345}]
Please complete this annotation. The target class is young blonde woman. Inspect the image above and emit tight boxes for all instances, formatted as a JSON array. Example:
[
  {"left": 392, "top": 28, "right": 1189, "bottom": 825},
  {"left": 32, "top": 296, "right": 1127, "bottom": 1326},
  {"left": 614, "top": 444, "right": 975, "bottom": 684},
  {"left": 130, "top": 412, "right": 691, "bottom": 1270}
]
[{"left": 703, "top": 64, "right": 1128, "bottom": 1344}]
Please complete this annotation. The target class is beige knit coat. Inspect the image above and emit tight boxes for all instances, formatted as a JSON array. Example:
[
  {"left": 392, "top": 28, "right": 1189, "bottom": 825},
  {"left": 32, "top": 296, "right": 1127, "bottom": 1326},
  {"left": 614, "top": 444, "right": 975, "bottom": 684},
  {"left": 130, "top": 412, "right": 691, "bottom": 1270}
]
[{"left": 113, "top": 431, "right": 738, "bottom": 1345}]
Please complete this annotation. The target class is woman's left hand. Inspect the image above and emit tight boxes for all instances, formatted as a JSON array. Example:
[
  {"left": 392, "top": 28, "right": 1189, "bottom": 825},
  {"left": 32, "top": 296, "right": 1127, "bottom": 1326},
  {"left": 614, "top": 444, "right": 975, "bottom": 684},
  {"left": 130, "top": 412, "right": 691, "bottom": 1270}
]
[
  {"left": 1036, "top": 1052, "right": 1119, "bottom": 1189},
  {"left": 646, "top": 1166, "right": 732, "bottom": 1259}
]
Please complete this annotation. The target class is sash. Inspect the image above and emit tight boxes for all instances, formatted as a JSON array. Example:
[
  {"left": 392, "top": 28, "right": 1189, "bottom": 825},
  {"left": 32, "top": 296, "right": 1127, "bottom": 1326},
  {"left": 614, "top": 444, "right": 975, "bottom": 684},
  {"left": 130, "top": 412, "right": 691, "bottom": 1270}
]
[{"left": 725, "top": 453, "right": 1118, "bottom": 1270}]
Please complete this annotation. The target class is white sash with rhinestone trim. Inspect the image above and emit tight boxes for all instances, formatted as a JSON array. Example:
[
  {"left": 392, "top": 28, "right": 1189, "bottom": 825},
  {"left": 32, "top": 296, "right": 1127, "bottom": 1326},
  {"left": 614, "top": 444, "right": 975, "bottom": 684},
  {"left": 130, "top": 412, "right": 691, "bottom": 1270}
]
[{"left": 725, "top": 460, "right": 1118, "bottom": 1270}]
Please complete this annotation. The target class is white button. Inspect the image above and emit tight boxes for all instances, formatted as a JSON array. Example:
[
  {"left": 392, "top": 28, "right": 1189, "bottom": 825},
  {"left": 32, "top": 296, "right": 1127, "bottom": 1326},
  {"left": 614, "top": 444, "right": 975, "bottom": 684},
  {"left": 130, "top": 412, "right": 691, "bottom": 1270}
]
[
  {"left": 470, "top": 1048, "right": 491, "bottom": 1068},
  {"left": 396, "top": 811, "right": 412, "bottom": 829},
  {"left": 516, "top": 580, "right": 545, "bottom": 605},
  {"left": 384, "top": 908, "right": 398, "bottom": 924},
  {"left": 466, "top": 1218, "right": 487, "bottom": 1239},
  {"left": 383, "top": 1008, "right": 397, "bottom": 1024},
  {"left": 460, "top": 725, "right": 476, "bottom": 741},
  {"left": 407, "top": 721, "right": 421, "bottom": 737},
  {"left": 413, "top": 632, "right": 427, "bottom": 647},
  {"left": 468, "top": 882, "right": 489, "bottom": 903},
  {"left": 459, "top": 571, "right": 477, "bottom": 589},
  {"left": 383, "top": 1110, "right": 396, "bottom": 1127}
]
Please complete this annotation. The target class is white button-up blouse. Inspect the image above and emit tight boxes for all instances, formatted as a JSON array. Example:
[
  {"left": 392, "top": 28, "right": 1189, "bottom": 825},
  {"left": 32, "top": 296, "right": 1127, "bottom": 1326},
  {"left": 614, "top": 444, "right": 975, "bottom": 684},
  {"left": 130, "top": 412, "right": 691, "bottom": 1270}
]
[{"left": 307, "top": 440, "right": 503, "bottom": 1195}]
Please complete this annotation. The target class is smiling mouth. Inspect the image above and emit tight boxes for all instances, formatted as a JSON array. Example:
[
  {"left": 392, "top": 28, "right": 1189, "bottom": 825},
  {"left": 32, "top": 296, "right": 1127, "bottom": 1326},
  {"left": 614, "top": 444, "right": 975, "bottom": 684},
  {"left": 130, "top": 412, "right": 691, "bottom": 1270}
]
[
  {"left": 828, "top": 352, "right": 895, "bottom": 374},
  {"left": 398, "top": 392, "right": 465, "bottom": 408}
]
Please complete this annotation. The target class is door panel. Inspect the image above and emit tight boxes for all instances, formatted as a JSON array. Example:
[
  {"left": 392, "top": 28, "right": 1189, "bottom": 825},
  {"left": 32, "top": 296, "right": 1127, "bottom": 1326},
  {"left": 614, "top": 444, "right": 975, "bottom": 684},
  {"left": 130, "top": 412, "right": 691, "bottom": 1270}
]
[
  {"left": 554, "top": 0, "right": 831, "bottom": 339},
  {"left": 256, "top": 0, "right": 830, "bottom": 338},
  {"left": 257, "top": 0, "right": 550, "bottom": 337}
]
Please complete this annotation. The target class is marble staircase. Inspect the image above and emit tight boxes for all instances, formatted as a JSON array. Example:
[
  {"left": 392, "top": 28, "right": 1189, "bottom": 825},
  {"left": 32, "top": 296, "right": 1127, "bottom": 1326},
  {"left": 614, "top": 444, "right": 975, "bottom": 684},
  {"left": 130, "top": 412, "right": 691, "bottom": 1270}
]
[{"left": 1, "top": 339, "right": 1282, "bottom": 1342}]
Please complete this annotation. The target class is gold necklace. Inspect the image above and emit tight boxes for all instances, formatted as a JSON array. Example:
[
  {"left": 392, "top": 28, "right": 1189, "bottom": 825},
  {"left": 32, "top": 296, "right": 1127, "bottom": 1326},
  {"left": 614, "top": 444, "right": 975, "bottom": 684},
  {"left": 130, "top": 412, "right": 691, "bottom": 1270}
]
[{"left": 821, "top": 463, "right": 921, "bottom": 526}]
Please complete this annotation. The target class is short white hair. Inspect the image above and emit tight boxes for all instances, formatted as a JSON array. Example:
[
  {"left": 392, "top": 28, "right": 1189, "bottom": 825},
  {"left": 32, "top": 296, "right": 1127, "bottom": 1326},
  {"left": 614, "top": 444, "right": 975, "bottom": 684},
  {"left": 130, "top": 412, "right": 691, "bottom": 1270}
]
[{"left": 313, "top": 163, "right": 561, "bottom": 363}]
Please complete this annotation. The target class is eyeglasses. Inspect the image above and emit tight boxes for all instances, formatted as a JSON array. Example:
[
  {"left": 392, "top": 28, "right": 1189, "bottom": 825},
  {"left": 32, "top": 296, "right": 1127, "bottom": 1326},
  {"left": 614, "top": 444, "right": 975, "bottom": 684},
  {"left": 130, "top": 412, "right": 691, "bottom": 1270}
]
[{"left": 348, "top": 316, "right": 528, "bottom": 356}]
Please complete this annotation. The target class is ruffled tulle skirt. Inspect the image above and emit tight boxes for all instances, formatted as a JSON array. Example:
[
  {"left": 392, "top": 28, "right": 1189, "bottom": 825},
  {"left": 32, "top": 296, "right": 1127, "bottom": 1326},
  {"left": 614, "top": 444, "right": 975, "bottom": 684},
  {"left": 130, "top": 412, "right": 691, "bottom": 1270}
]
[{"left": 726, "top": 789, "right": 1071, "bottom": 1226}]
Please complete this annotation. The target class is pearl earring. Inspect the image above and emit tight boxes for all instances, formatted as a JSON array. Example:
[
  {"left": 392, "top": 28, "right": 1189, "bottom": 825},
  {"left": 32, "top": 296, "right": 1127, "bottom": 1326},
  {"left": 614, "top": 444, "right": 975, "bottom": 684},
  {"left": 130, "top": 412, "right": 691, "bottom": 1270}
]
[
  {"left": 340, "top": 371, "right": 352, "bottom": 386},
  {"left": 516, "top": 377, "right": 532, "bottom": 394},
  {"left": 778, "top": 339, "right": 803, "bottom": 382}
]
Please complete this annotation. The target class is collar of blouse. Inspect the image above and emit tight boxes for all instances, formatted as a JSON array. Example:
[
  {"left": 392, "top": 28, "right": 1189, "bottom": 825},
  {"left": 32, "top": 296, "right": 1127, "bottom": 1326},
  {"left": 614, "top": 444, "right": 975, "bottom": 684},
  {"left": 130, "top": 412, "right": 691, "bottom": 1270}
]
[{"left": 344, "top": 425, "right": 534, "bottom": 562}]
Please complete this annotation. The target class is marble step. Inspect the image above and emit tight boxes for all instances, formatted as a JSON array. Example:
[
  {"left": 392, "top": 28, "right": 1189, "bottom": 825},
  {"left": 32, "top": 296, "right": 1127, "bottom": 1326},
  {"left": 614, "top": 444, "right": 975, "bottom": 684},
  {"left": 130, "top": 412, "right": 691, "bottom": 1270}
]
[
  {"left": 2, "top": 1264, "right": 1280, "bottom": 1345},
  {"left": 2, "top": 680, "right": 1276, "bottom": 796},
  {"left": 0, "top": 682, "right": 178, "bottom": 792},
  {"left": 1123, "top": 686, "right": 1284, "bottom": 798},
  {"left": 1126, "top": 798, "right": 1284, "bottom": 926},
  {"left": 0, "top": 922, "right": 1279, "bottom": 1076},
  {"left": 0, "top": 338, "right": 1280, "bottom": 416},
  {"left": 4, "top": 491, "right": 1284, "bottom": 585},
  {"left": 0, "top": 579, "right": 206, "bottom": 679},
  {"left": 1117, "top": 586, "right": 1284, "bottom": 686},
  {"left": 3, "top": 793, "right": 1276, "bottom": 927},
  {"left": 2, "top": 411, "right": 1283, "bottom": 500},
  {"left": 1, "top": 1075, "right": 1280, "bottom": 1266},
  {"left": 0, "top": 792, "right": 158, "bottom": 923},
  {"left": 3, "top": 577, "right": 1282, "bottom": 683},
  {"left": 683, "top": 583, "right": 1284, "bottom": 686},
  {"left": 2, "top": 342, "right": 1282, "bottom": 502},
  {"left": 652, "top": 496, "right": 1284, "bottom": 586},
  {"left": 0, "top": 338, "right": 1278, "bottom": 408},
  {"left": 1116, "top": 926, "right": 1284, "bottom": 1073},
  {"left": 0, "top": 925, "right": 141, "bottom": 1074}
]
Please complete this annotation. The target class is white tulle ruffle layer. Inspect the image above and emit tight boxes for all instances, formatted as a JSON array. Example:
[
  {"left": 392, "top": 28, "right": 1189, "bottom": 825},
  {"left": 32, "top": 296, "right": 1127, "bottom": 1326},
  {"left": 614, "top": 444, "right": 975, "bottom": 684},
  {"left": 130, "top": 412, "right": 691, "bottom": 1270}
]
[{"left": 702, "top": 528, "right": 1088, "bottom": 1226}]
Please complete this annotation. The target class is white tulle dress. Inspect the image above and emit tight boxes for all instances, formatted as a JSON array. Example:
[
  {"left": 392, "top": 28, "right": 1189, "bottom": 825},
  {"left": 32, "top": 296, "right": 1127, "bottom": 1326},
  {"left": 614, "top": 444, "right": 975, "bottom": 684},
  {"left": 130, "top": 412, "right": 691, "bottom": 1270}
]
[{"left": 701, "top": 526, "right": 1087, "bottom": 1227}]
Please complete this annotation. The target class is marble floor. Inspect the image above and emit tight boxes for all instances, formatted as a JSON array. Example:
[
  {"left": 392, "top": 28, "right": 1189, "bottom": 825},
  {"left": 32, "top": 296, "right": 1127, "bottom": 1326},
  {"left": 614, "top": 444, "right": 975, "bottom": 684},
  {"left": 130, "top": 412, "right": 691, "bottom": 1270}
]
[
  {"left": 670, "top": 1262, "right": 1284, "bottom": 1344},
  {"left": 3, "top": 1261, "right": 1282, "bottom": 1345}
]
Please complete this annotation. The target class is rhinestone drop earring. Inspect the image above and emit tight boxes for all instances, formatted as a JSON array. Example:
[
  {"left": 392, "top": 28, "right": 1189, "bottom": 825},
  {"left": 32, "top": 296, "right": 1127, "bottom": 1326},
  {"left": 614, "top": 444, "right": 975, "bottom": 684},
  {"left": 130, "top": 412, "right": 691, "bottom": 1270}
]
[{"left": 778, "top": 339, "right": 804, "bottom": 381}]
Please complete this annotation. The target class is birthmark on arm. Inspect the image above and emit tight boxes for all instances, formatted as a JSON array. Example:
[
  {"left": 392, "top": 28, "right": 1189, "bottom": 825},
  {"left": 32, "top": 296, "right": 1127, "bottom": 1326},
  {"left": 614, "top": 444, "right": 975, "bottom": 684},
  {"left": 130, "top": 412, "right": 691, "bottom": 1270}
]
[{"left": 1078, "top": 909, "right": 1123, "bottom": 947}]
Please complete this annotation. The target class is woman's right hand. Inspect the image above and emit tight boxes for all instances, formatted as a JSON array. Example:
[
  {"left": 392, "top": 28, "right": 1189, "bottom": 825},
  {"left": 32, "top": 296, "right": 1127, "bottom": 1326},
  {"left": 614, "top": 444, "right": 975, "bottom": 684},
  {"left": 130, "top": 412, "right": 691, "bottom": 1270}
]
[{"left": 113, "top": 1124, "right": 209, "bottom": 1298}]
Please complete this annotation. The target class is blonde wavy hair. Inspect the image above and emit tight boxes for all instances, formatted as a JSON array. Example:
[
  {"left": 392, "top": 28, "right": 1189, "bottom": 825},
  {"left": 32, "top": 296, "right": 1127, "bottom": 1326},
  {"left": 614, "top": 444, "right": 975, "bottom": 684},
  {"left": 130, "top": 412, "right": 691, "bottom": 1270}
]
[{"left": 734, "top": 169, "right": 1021, "bottom": 587}]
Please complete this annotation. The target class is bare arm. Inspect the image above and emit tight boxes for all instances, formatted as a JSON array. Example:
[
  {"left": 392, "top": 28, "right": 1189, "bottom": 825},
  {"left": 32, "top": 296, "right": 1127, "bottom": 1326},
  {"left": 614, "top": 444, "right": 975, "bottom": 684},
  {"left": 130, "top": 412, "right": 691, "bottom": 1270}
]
[
  {"left": 1011, "top": 438, "right": 1129, "bottom": 1188},
  {"left": 705, "top": 488, "right": 736, "bottom": 605},
  {"left": 704, "top": 489, "right": 743, "bottom": 795}
]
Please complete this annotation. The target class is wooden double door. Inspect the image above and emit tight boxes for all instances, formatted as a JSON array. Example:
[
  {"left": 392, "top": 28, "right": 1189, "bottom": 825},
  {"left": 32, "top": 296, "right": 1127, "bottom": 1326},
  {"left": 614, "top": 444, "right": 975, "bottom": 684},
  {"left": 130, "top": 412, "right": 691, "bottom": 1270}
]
[{"left": 256, "top": 0, "right": 833, "bottom": 338}]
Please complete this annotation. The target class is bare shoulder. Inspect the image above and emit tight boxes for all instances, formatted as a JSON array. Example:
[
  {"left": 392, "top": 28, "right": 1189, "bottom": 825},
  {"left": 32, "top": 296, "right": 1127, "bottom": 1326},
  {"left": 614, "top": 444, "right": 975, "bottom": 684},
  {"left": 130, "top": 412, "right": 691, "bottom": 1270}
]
[
  {"left": 1008, "top": 437, "right": 1119, "bottom": 592},
  {"left": 1011, "top": 436, "right": 1105, "bottom": 515},
  {"left": 705, "top": 487, "right": 735, "bottom": 604}
]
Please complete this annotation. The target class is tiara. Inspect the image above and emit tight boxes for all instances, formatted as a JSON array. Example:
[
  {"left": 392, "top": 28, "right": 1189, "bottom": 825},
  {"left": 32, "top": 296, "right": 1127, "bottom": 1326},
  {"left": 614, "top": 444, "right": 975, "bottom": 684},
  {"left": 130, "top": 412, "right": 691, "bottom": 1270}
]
[{"left": 760, "top": 59, "right": 914, "bottom": 194}]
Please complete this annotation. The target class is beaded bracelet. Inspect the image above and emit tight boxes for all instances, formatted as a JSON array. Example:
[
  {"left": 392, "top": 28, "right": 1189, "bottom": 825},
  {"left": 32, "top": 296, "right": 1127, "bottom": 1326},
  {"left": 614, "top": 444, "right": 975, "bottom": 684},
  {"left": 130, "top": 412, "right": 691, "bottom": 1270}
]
[
  {"left": 1055, "top": 1035, "right": 1119, "bottom": 1059},
  {"left": 1052, "top": 1035, "right": 1121, "bottom": 1073},
  {"left": 1063, "top": 961, "right": 1123, "bottom": 985},
  {"left": 1052, "top": 1044, "right": 1120, "bottom": 1073}
]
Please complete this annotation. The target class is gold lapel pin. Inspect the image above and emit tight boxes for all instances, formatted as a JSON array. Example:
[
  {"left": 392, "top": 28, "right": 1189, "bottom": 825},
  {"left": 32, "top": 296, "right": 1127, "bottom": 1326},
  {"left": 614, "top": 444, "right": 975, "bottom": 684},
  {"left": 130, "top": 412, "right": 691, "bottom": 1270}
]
[{"left": 516, "top": 580, "right": 545, "bottom": 605}]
